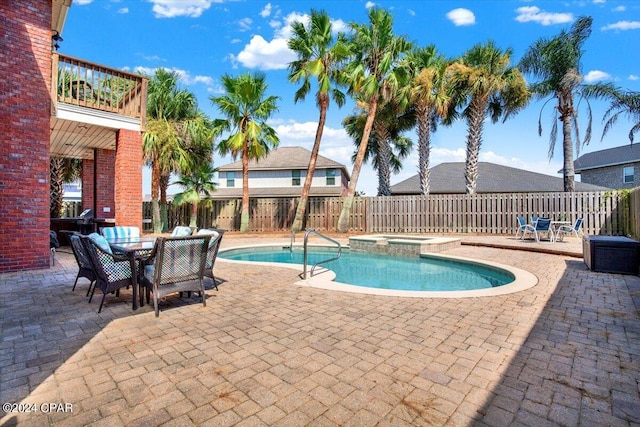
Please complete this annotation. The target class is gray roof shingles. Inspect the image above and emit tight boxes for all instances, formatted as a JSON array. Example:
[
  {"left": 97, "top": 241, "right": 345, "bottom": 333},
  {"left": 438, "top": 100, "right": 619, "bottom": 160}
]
[
  {"left": 217, "top": 146, "right": 349, "bottom": 177},
  {"left": 391, "top": 162, "right": 610, "bottom": 194},
  {"left": 573, "top": 144, "right": 640, "bottom": 171}
]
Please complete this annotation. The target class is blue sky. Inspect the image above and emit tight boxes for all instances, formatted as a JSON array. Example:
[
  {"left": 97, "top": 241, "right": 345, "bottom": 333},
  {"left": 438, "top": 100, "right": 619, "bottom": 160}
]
[{"left": 61, "top": 0, "right": 640, "bottom": 196}]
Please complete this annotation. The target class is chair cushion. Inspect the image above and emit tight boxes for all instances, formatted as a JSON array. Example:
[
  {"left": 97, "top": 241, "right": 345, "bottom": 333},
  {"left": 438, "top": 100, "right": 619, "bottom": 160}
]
[
  {"left": 171, "top": 226, "right": 193, "bottom": 237},
  {"left": 88, "top": 232, "right": 113, "bottom": 255}
]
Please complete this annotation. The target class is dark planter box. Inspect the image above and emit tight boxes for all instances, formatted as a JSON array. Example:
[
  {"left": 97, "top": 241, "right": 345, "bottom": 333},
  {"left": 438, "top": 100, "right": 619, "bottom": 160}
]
[{"left": 583, "top": 235, "right": 640, "bottom": 275}]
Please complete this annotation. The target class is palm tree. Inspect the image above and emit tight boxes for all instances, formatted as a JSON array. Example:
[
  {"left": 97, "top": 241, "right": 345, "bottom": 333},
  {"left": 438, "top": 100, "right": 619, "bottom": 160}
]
[
  {"left": 172, "top": 162, "right": 217, "bottom": 228},
  {"left": 519, "top": 16, "right": 600, "bottom": 192},
  {"left": 288, "top": 9, "right": 350, "bottom": 232},
  {"left": 50, "top": 157, "right": 82, "bottom": 218},
  {"left": 343, "top": 102, "right": 414, "bottom": 195},
  {"left": 143, "top": 69, "right": 210, "bottom": 232},
  {"left": 211, "top": 72, "right": 280, "bottom": 232},
  {"left": 404, "top": 45, "right": 458, "bottom": 195},
  {"left": 600, "top": 90, "right": 640, "bottom": 144},
  {"left": 449, "top": 40, "right": 529, "bottom": 194},
  {"left": 336, "top": 7, "right": 412, "bottom": 232}
]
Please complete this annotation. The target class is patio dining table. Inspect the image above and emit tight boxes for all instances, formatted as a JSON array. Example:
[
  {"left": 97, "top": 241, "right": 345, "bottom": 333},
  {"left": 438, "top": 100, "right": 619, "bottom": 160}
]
[{"left": 109, "top": 237, "right": 156, "bottom": 310}]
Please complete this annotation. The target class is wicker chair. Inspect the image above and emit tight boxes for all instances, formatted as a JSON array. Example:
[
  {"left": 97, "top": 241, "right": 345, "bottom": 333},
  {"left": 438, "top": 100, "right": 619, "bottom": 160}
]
[
  {"left": 80, "top": 234, "right": 133, "bottom": 313},
  {"left": 196, "top": 228, "right": 225, "bottom": 290},
  {"left": 139, "top": 235, "right": 211, "bottom": 317},
  {"left": 64, "top": 231, "right": 96, "bottom": 296}
]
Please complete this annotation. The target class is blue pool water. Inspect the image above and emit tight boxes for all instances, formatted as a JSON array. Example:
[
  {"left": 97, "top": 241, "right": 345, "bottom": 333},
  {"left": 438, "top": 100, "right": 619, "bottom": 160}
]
[{"left": 219, "top": 247, "right": 514, "bottom": 291}]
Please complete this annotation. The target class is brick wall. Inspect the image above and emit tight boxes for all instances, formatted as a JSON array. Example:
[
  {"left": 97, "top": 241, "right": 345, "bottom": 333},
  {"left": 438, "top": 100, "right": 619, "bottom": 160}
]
[
  {"left": 579, "top": 163, "right": 640, "bottom": 190},
  {"left": 0, "top": 0, "right": 52, "bottom": 272},
  {"left": 95, "top": 149, "right": 116, "bottom": 218},
  {"left": 115, "top": 130, "right": 143, "bottom": 229},
  {"left": 82, "top": 158, "right": 95, "bottom": 211}
]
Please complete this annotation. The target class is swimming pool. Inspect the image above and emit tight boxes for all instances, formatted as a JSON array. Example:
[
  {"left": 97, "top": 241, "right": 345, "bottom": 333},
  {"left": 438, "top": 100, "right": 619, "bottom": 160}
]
[{"left": 218, "top": 245, "right": 537, "bottom": 297}]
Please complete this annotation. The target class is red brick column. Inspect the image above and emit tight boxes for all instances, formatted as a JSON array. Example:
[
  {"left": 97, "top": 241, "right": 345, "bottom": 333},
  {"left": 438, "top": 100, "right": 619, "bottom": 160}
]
[
  {"left": 115, "top": 129, "right": 143, "bottom": 230},
  {"left": 0, "top": 0, "right": 52, "bottom": 272},
  {"left": 94, "top": 149, "right": 116, "bottom": 219},
  {"left": 82, "top": 158, "right": 95, "bottom": 212}
]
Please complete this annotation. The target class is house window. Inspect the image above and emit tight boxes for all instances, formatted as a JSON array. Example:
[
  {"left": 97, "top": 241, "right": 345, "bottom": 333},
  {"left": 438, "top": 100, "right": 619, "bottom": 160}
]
[
  {"left": 326, "top": 169, "right": 336, "bottom": 186},
  {"left": 226, "top": 172, "right": 236, "bottom": 187},
  {"left": 623, "top": 166, "right": 634, "bottom": 184},
  {"left": 292, "top": 170, "right": 301, "bottom": 186}
]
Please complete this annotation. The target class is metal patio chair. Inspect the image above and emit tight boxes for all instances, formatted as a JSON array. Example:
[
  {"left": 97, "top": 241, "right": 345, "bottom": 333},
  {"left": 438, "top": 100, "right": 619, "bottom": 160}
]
[{"left": 139, "top": 235, "right": 211, "bottom": 317}]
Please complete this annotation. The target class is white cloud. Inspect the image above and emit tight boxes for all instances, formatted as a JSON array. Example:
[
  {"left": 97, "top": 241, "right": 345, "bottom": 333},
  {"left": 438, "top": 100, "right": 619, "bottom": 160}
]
[
  {"left": 365, "top": 1, "right": 375, "bottom": 9},
  {"left": 515, "top": 6, "right": 574, "bottom": 26},
  {"left": 407, "top": 9, "right": 416, "bottom": 17},
  {"left": 232, "top": 35, "right": 294, "bottom": 70},
  {"left": 117, "top": 7, "right": 129, "bottom": 14},
  {"left": 446, "top": 8, "right": 475, "bottom": 26},
  {"left": 149, "top": 0, "right": 216, "bottom": 18},
  {"left": 592, "top": 0, "right": 606, "bottom": 4},
  {"left": 237, "top": 17, "right": 253, "bottom": 31},
  {"left": 260, "top": 3, "right": 272, "bottom": 18},
  {"left": 601, "top": 20, "right": 640, "bottom": 31},
  {"left": 230, "top": 38, "right": 242, "bottom": 44},
  {"left": 584, "top": 70, "right": 611, "bottom": 83},
  {"left": 73, "top": 0, "right": 93, "bottom": 5},
  {"left": 629, "top": 75, "right": 639, "bottom": 81},
  {"left": 130, "top": 66, "right": 218, "bottom": 91},
  {"left": 612, "top": 6, "right": 626, "bottom": 12},
  {"left": 232, "top": 12, "right": 348, "bottom": 71}
]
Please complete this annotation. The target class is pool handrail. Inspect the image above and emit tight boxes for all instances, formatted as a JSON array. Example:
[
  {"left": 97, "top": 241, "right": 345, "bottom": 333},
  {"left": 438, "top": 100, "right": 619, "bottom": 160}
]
[{"left": 303, "top": 229, "right": 342, "bottom": 279}]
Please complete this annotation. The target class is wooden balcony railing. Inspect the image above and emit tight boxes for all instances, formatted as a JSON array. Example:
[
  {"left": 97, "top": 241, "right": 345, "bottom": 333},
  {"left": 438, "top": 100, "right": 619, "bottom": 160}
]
[{"left": 51, "top": 53, "right": 147, "bottom": 130}]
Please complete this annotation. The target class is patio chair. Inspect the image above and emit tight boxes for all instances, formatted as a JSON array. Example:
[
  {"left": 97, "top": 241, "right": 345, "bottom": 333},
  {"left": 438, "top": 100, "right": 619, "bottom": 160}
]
[
  {"left": 196, "top": 228, "right": 225, "bottom": 290},
  {"left": 555, "top": 218, "right": 584, "bottom": 242},
  {"left": 171, "top": 226, "right": 193, "bottom": 237},
  {"left": 100, "top": 226, "right": 140, "bottom": 242},
  {"left": 515, "top": 216, "right": 528, "bottom": 239},
  {"left": 65, "top": 231, "right": 96, "bottom": 296},
  {"left": 80, "top": 233, "right": 133, "bottom": 313},
  {"left": 522, "top": 217, "right": 553, "bottom": 242},
  {"left": 139, "top": 235, "right": 211, "bottom": 317}
]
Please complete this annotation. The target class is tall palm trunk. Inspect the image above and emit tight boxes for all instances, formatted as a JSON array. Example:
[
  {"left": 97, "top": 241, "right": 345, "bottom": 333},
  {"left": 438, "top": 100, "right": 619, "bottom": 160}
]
[
  {"left": 374, "top": 122, "right": 392, "bottom": 196},
  {"left": 416, "top": 105, "right": 433, "bottom": 195},
  {"left": 160, "top": 174, "right": 170, "bottom": 231},
  {"left": 189, "top": 202, "right": 198, "bottom": 228},
  {"left": 151, "top": 162, "right": 162, "bottom": 233},
  {"left": 464, "top": 98, "right": 486, "bottom": 195},
  {"left": 292, "top": 96, "right": 328, "bottom": 232},
  {"left": 50, "top": 157, "right": 64, "bottom": 218},
  {"left": 337, "top": 97, "right": 378, "bottom": 232},
  {"left": 240, "top": 143, "right": 250, "bottom": 232},
  {"left": 559, "top": 91, "right": 576, "bottom": 192}
]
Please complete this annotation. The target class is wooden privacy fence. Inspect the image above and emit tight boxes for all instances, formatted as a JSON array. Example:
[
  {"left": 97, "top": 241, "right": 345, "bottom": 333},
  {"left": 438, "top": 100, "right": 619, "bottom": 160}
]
[{"left": 138, "top": 190, "right": 634, "bottom": 236}]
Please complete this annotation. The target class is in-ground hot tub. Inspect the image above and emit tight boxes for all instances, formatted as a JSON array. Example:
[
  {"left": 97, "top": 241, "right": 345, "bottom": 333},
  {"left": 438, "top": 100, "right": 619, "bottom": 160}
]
[{"left": 349, "top": 234, "right": 461, "bottom": 257}]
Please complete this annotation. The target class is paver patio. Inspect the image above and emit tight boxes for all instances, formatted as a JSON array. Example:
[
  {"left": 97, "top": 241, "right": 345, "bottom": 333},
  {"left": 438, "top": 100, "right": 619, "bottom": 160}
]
[{"left": 1, "top": 233, "right": 638, "bottom": 426}]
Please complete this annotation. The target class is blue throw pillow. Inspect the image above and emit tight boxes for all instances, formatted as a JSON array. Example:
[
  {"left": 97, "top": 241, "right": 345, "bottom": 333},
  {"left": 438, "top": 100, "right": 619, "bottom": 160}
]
[{"left": 88, "top": 232, "right": 113, "bottom": 255}]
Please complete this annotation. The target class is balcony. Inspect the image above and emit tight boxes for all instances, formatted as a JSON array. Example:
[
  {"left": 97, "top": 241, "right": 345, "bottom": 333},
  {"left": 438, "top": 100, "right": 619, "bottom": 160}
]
[{"left": 50, "top": 53, "right": 147, "bottom": 159}]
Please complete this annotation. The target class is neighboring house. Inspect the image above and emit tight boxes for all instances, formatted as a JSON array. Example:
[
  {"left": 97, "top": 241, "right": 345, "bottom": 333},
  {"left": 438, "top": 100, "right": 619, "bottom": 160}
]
[
  {"left": 1, "top": 0, "right": 147, "bottom": 272},
  {"left": 214, "top": 146, "right": 350, "bottom": 198},
  {"left": 572, "top": 144, "right": 640, "bottom": 190},
  {"left": 391, "top": 162, "right": 610, "bottom": 195}
]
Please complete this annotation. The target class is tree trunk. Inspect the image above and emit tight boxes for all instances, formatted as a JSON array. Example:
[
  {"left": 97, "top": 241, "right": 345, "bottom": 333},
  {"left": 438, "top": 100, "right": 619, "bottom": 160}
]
[
  {"left": 160, "top": 174, "right": 169, "bottom": 231},
  {"left": 292, "top": 97, "right": 328, "bottom": 232},
  {"left": 189, "top": 202, "right": 198, "bottom": 228},
  {"left": 375, "top": 122, "right": 392, "bottom": 196},
  {"left": 337, "top": 97, "right": 378, "bottom": 232},
  {"left": 464, "top": 98, "right": 486, "bottom": 195},
  {"left": 416, "top": 105, "right": 432, "bottom": 195},
  {"left": 559, "top": 91, "right": 576, "bottom": 192},
  {"left": 50, "top": 157, "right": 64, "bottom": 218},
  {"left": 151, "top": 162, "right": 162, "bottom": 233},
  {"left": 240, "top": 143, "right": 250, "bottom": 232},
  {"left": 561, "top": 113, "right": 575, "bottom": 192}
]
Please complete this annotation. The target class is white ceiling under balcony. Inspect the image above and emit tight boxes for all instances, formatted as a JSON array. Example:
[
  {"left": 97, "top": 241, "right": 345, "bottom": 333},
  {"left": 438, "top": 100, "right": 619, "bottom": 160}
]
[
  {"left": 50, "top": 117, "right": 116, "bottom": 159},
  {"left": 50, "top": 103, "right": 142, "bottom": 159}
]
